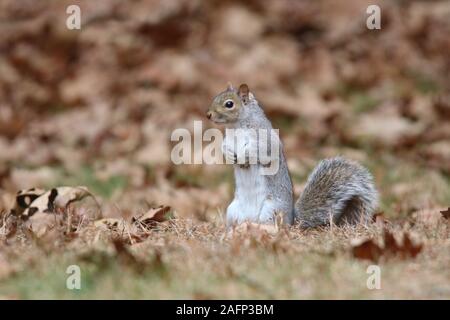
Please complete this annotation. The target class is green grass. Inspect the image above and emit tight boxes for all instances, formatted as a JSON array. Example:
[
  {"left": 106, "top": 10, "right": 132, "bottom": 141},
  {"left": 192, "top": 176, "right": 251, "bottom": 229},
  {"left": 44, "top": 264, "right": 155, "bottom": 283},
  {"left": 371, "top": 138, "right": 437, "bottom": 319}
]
[
  {"left": 351, "top": 93, "right": 380, "bottom": 113},
  {"left": 56, "top": 165, "right": 128, "bottom": 198},
  {"left": 169, "top": 165, "right": 234, "bottom": 189},
  {"left": 406, "top": 70, "right": 440, "bottom": 94}
]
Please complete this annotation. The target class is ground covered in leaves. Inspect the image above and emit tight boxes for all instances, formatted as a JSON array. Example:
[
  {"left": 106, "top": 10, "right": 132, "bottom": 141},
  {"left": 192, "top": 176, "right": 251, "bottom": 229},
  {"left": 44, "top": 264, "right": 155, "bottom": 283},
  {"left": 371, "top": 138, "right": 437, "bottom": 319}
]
[
  {"left": 0, "top": 212, "right": 449, "bottom": 299},
  {"left": 0, "top": 0, "right": 449, "bottom": 299}
]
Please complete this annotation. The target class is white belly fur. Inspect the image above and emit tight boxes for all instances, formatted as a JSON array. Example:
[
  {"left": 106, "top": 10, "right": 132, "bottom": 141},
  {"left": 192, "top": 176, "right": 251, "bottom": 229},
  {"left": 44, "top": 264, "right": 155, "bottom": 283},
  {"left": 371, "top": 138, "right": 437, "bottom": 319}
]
[{"left": 227, "top": 165, "right": 270, "bottom": 224}]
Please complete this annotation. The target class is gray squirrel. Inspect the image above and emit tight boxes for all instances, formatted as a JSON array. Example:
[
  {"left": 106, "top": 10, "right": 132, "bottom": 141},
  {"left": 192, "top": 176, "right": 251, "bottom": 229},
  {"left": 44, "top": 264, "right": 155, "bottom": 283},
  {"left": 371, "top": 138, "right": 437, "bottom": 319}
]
[{"left": 206, "top": 83, "right": 378, "bottom": 227}]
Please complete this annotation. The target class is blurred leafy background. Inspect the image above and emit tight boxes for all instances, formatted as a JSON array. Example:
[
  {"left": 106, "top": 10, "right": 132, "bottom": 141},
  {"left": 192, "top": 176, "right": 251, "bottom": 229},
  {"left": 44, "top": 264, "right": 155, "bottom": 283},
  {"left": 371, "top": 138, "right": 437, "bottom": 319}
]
[{"left": 0, "top": 0, "right": 449, "bottom": 220}]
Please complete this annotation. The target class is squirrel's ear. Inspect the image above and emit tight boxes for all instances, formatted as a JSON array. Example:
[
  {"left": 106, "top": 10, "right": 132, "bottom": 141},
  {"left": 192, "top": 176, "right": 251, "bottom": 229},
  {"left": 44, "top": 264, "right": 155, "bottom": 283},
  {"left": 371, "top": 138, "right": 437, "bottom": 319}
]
[
  {"left": 226, "top": 82, "right": 234, "bottom": 91},
  {"left": 238, "top": 83, "right": 250, "bottom": 104}
]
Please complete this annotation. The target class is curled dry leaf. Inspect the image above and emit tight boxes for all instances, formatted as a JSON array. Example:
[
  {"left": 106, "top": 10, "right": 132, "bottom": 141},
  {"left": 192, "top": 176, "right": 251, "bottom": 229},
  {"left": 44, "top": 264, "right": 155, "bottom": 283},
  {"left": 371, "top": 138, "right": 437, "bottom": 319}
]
[
  {"left": 440, "top": 208, "right": 450, "bottom": 220},
  {"left": 21, "top": 186, "right": 94, "bottom": 218},
  {"left": 9, "top": 188, "right": 46, "bottom": 216},
  {"left": 8, "top": 186, "right": 99, "bottom": 238},
  {"left": 371, "top": 211, "right": 386, "bottom": 223},
  {"left": 132, "top": 205, "right": 171, "bottom": 229},
  {"left": 351, "top": 228, "right": 423, "bottom": 262}
]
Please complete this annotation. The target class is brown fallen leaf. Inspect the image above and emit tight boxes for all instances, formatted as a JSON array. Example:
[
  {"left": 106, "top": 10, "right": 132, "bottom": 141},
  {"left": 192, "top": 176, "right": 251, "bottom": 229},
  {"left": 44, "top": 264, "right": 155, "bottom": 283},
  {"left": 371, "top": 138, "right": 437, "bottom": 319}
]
[
  {"left": 351, "top": 228, "right": 423, "bottom": 262},
  {"left": 384, "top": 229, "right": 422, "bottom": 259},
  {"left": 372, "top": 211, "right": 386, "bottom": 223},
  {"left": 401, "top": 233, "right": 423, "bottom": 259},
  {"left": 9, "top": 188, "right": 46, "bottom": 216},
  {"left": 383, "top": 229, "right": 401, "bottom": 254},
  {"left": 440, "top": 208, "right": 450, "bottom": 219},
  {"left": 132, "top": 205, "right": 171, "bottom": 229},
  {"left": 21, "top": 186, "right": 95, "bottom": 218},
  {"left": 351, "top": 238, "right": 383, "bottom": 262}
]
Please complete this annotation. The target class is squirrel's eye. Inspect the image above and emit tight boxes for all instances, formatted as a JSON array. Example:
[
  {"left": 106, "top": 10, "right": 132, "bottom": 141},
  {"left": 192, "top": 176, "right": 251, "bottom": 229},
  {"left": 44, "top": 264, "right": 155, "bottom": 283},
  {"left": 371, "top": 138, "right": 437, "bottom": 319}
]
[{"left": 224, "top": 100, "right": 234, "bottom": 109}]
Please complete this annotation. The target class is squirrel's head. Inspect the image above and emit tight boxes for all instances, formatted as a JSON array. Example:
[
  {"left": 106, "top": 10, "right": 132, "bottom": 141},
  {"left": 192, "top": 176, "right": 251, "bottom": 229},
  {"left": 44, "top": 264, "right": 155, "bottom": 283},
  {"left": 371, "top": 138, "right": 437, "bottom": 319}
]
[{"left": 206, "top": 83, "right": 253, "bottom": 124}]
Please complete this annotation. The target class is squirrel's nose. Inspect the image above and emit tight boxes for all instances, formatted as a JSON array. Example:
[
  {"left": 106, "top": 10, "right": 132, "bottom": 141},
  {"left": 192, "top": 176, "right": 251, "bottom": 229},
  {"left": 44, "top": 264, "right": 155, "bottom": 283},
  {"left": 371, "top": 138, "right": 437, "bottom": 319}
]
[{"left": 206, "top": 111, "right": 212, "bottom": 119}]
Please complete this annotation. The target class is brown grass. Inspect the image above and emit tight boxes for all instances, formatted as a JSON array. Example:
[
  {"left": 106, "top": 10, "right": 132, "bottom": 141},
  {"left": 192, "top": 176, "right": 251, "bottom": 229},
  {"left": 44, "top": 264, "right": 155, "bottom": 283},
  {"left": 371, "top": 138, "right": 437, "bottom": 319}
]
[{"left": 0, "top": 210, "right": 449, "bottom": 299}]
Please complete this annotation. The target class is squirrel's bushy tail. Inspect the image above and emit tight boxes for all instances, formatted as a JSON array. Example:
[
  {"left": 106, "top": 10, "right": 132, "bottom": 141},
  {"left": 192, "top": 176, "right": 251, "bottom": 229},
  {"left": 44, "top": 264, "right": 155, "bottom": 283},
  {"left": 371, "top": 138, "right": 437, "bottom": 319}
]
[{"left": 294, "top": 157, "right": 378, "bottom": 228}]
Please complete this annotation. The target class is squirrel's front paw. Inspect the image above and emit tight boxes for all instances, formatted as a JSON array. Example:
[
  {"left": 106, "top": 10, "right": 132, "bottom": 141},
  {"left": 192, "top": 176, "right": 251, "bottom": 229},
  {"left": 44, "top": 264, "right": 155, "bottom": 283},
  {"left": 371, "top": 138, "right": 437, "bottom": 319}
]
[{"left": 223, "top": 146, "right": 238, "bottom": 164}]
